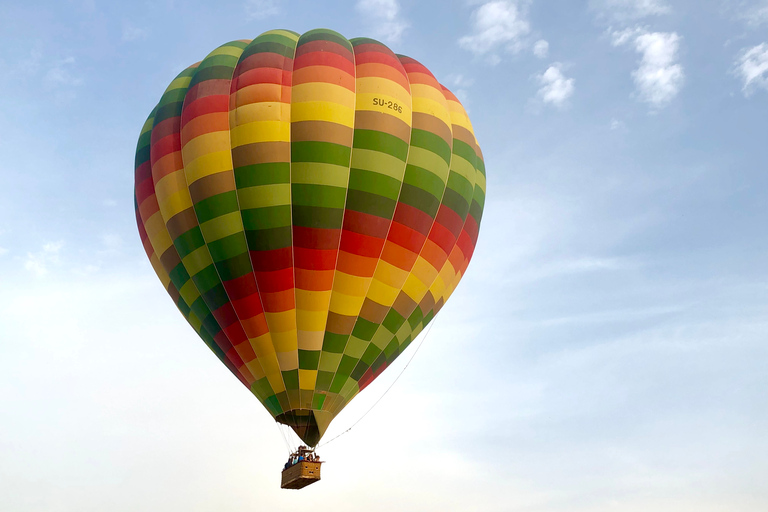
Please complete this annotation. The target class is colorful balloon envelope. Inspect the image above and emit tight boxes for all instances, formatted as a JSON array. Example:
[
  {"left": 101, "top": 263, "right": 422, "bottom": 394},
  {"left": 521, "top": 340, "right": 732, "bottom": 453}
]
[{"left": 134, "top": 29, "right": 486, "bottom": 446}]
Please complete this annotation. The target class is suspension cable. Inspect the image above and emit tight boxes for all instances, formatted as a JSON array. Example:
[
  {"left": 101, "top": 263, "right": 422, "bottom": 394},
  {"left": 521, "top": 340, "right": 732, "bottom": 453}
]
[
  {"left": 317, "top": 318, "right": 438, "bottom": 448},
  {"left": 276, "top": 422, "right": 292, "bottom": 454}
]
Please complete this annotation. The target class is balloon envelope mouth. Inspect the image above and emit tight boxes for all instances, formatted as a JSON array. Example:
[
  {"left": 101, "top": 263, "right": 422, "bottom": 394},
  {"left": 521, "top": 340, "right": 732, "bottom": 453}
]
[{"left": 277, "top": 410, "right": 322, "bottom": 447}]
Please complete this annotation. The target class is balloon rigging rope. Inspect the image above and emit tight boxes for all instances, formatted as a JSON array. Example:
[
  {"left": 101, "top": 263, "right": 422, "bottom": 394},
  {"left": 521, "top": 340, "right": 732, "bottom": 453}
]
[
  {"left": 317, "top": 317, "right": 438, "bottom": 448},
  {"left": 285, "top": 425, "right": 294, "bottom": 453},
  {"left": 276, "top": 423, "right": 292, "bottom": 454}
]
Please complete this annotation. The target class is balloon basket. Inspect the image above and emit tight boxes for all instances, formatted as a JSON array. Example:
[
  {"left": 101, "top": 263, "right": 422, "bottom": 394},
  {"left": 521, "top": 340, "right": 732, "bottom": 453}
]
[{"left": 281, "top": 447, "right": 322, "bottom": 489}]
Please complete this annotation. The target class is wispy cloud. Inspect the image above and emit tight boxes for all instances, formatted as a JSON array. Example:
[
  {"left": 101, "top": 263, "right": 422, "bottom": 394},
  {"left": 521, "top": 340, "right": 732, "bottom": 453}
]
[
  {"left": 611, "top": 28, "right": 684, "bottom": 108},
  {"left": 99, "top": 233, "right": 123, "bottom": 256},
  {"left": 459, "top": 0, "right": 531, "bottom": 64},
  {"left": 447, "top": 74, "right": 475, "bottom": 89},
  {"left": 533, "top": 39, "right": 549, "bottom": 58},
  {"left": 122, "top": 22, "right": 148, "bottom": 42},
  {"left": 24, "top": 241, "right": 64, "bottom": 277},
  {"left": 68, "top": 234, "right": 125, "bottom": 275},
  {"left": 610, "top": 26, "right": 644, "bottom": 45},
  {"left": 0, "top": 247, "right": 8, "bottom": 257},
  {"left": 19, "top": 48, "right": 43, "bottom": 75},
  {"left": 739, "top": 0, "right": 768, "bottom": 26},
  {"left": 535, "top": 63, "right": 574, "bottom": 107},
  {"left": 734, "top": 43, "right": 768, "bottom": 95},
  {"left": 445, "top": 73, "right": 475, "bottom": 105},
  {"left": 538, "top": 304, "right": 685, "bottom": 326},
  {"left": 45, "top": 57, "right": 83, "bottom": 87},
  {"left": 356, "top": 0, "right": 409, "bottom": 44},
  {"left": 519, "top": 256, "right": 643, "bottom": 283},
  {"left": 244, "top": 0, "right": 280, "bottom": 20},
  {"left": 591, "top": 0, "right": 670, "bottom": 21}
]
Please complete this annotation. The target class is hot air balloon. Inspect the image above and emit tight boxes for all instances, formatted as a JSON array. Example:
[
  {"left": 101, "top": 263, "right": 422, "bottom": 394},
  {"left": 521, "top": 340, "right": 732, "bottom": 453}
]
[{"left": 134, "top": 28, "right": 485, "bottom": 484}]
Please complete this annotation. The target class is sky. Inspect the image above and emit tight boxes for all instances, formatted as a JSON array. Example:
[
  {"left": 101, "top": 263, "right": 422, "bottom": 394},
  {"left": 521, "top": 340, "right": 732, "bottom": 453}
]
[{"left": 1, "top": 0, "right": 767, "bottom": 510}]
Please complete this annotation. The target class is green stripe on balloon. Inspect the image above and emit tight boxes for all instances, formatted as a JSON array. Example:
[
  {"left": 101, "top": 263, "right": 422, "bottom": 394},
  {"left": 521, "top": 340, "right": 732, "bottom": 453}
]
[
  {"left": 152, "top": 59, "right": 280, "bottom": 412},
  {"left": 134, "top": 105, "right": 253, "bottom": 391}
]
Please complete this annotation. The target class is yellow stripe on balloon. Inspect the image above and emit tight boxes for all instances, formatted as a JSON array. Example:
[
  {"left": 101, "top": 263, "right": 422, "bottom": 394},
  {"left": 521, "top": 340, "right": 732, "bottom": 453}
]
[
  {"left": 144, "top": 212, "right": 174, "bottom": 254},
  {"left": 199, "top": 212, "right": 243, "bottom": 242},
  {"left": 178, "top": 279, "right": 201, "bottom": 307},
  {"left": 291, "top": 163, "right": 349, "bottom": 187},
  {"left": 404, "top": 147, "right": 451, "bottom": 182},
  {"left": 329, "top": 292, "right": 366, "bottom": 317},
  {"left": 229, "top": 120, "right": 290, "bottom": 147},
  {"left": 184, "top": 245, "right": 213, "bottom": 277},
  {"left": 236, "top": 183, "right": 290, "bottom": 209},
  {"left": 366, "top": 278, "right": 400, "bottom": 305},
  {"left": 349, "top": 149, "right": 407, "bottom": 179},
  {"left": 292, "top": 82, "right": 355, "bottom": 105},
  {"left": 291, "top": 102, "right": 355, "bottom": 126}
]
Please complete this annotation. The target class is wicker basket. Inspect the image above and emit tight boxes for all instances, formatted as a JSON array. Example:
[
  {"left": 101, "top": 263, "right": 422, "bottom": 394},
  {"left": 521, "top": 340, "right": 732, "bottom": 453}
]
[{"left": 281, "top": 461, "right": 322, "bottom": 489}]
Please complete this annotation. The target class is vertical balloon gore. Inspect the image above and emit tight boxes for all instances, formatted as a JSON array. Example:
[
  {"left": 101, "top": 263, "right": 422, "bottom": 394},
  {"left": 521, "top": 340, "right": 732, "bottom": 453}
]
[{"left": 134, "top": 28, "right": 486, "bottom": 446}]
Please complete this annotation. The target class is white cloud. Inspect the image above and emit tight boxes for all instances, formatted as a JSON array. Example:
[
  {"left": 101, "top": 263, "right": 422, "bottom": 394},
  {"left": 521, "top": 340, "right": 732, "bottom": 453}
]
[
  {"left": 44, "top": 57, "right": 83, "bottom": 87},
  {"left": 458, "top": 1, "right": 531, "bottom": 63},
  {"left": 244, "top": 0, "right": 280, "bottom": 20},
  {"left": 24, "top": 241, "right": 64, "bottom": 277},
  {"left": 591, "top": 0, "right": 670, "bottom": 21},
  {"left": 632, "top": 32, "right": 684, "bottom": 106},
  {"left": 0, "top": 247, "right": 8, "bottom": 257},
  {"left": 612, "top": 29, "right": 684, "bottom": 108},
  {"left": 103, "top": 198, "right": 117, "bottom": 207},
  {"left": 610, "top": 26, "right": 645, "bottom": 46},
  {"left": 739, "top": 0, "right": 768, "bottom": 26},
  {"left": 533, "top": 39, "right": 549, "bottom": 58},
  {"left": 122, "top": 22, "right": 147, "bottom": 42},
  {"left": 356, "top": 0, "right": 409, "bottom": 44},
  {"left": 734, "top": 43, "right": 768, "bottom": 95},
  {"left": 536, "top": 63, "right": 574, "bottom": 107}
]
